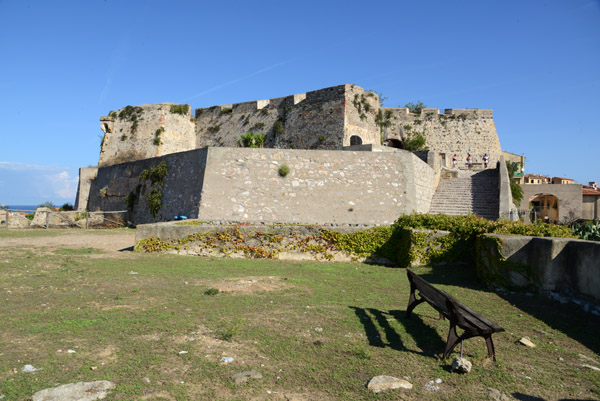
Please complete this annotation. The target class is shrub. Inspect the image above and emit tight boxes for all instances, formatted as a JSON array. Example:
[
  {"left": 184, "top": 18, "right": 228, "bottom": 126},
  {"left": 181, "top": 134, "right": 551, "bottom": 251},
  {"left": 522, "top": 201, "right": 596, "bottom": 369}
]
[
  {"left": 59, "top": 203, "right": 74, "bottom": 211},
  {"left": 38, "top": 201, "right": 55, "bottom": 209},
  {"left": 146, "top": 188, "right": 163, "bottom": 218},
  {"left": 204, "top": 288, "right": 219, "bottom": 296},
  {"left": 25, "top": 213, "right": 34, "bottom": 221},
  {"left": 273, "top": 120, "right": 284, "bottom": 134},
  {"left": 195, "top": 108, "right": 204, "bottom": 118},
  {"left": 238, "top": 132, "right": 266, "bottom": 148},
  {"left": 278, "top": 165, "right": 290, "bottom": 177},
  {"left": 118, "top": 105, "right": 143, "bottom": 120},
  {"left": 404, "top": 101, "right": 427, "bottom": 114},
  {"left": 170, "top": 104, "right": 189, "bottom": 115},
  {"left": 571, "top": 221, "right": 600, "bottom": 241},
  {"left": 403, "top": 131, "right": 427, "bottom": 151},
  {"left": 220, "top": 107, "right": 232, "bottom": 115}
]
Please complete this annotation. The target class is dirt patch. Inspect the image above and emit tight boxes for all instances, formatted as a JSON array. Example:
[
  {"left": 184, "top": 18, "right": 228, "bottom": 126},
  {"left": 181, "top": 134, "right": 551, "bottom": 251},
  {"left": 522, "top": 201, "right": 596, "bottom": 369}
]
[
  {"left": 0, "top": 230, "right": 136, "bottom": 257},
  {"left": 201, "top": 276, "right": 290, "bottom": 295}
]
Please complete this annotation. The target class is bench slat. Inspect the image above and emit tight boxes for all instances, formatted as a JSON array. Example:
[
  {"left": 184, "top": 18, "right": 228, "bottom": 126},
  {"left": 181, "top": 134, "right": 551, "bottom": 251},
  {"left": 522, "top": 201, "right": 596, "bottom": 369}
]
[{"left": 406, "top": 269, "right": 504, "bottom": 360}]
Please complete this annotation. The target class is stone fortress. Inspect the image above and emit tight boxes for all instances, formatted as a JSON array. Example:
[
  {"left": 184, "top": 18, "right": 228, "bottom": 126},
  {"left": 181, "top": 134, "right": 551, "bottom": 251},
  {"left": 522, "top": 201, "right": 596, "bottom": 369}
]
[{"left": 76, "top": 84, "right": 514, "bottom": 226}]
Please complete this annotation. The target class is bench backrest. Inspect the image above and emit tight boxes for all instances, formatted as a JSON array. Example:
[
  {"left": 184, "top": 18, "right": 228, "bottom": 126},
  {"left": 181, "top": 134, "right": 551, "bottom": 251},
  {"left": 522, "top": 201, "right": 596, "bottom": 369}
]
[{"left": 407, "top": 270, "right": 504, "bottom": 334}]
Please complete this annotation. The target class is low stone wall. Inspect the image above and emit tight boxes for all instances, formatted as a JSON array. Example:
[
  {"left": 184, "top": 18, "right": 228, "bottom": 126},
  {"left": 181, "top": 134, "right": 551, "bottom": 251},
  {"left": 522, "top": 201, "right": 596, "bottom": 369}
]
[{"left": 477, "top": 234, "right": 600, "bottom": 301}]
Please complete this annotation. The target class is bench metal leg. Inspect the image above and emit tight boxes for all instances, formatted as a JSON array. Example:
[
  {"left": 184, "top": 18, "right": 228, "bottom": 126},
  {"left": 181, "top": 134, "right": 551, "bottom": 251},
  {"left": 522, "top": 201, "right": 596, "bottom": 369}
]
[
  {"left": 484, "top": 334, "right": 497, "bottom": 361},
  {"left": 443, "top": 322, "right": 461, "bottom": 359},
  {"left": 406, "top": 286, "right": 426, "bottom": 318}
]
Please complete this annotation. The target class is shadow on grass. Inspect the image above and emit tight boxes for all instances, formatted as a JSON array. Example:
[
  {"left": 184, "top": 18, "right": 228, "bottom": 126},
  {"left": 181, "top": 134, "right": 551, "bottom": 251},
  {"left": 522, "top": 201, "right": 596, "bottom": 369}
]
[
  {"left": 350, "top": 306, "right": 445, "bottom": 358},
  {"left": 406, "top": 266, "right": 600, "bottom": 356}
]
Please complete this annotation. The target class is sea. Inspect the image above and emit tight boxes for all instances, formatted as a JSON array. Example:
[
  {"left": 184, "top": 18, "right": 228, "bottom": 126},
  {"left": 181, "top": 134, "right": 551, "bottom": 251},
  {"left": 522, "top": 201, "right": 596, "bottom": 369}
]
[{"left": 5, "top": 205, "right": 38, "bottom": 212}]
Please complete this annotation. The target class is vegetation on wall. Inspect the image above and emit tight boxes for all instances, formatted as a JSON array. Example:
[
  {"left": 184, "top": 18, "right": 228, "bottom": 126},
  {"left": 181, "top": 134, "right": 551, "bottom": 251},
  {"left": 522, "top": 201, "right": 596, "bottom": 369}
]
[
  {"left": 220, "top": 107, "right": 232, "bottom": 115},
  {"left": 404, "top": 101, "right": 427, "bottom": 114},
  {"left": 195, "top": 108, "right": 204, "bottom": 118},
  {"left": 401, "top": 124, "right": 428, "bottom": 151},
  {"left": 273, "top": 120, "right": 284, "bottom": 135},
  {"left": 138, "top": 161, "right": 168, "bottom": 218},
  {"left": 375, "top": 109, "right": 393, "bottom": 144},
  {"left": 278, "top": 165, "right": 290, "bottom": 177},
  {"left": 169, "top": 104, "right": 190, "bottom": 115},
  {"left": 118, "top": 105, "right": 143, "bottom": 120},
  {"left": 153, "top": 127, "right": 165, "bottom": 146},
  {"left": 506, "top": 161, "right": 524, "bottom": 206},
  {"left": 208, "top": 124, "right": 221, "bottom": 133},
  {"left": 238, "top": 132, "right": 266, "bottom": 148},
  {"left": 353, "top": 94, "right": 373, "bottom": 121}
]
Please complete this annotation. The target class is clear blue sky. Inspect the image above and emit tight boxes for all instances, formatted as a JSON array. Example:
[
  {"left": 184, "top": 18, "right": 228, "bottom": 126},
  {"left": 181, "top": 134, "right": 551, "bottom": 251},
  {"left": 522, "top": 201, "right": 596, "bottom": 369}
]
[{"left": 1, "top": 0, "right": 599, "bottom": 206}]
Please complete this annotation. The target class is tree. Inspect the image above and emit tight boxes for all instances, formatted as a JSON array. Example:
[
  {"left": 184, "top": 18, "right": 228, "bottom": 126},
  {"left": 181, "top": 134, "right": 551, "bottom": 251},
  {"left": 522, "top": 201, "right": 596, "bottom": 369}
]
[
  {"left": 403, "top": 131, "right": 428, "bottom": 151},
  {"left": 404, "top": 101, "right": 427, "bottom": 114},
  {"left": 38, "top": 201, "right": 56, "bottom": 209}
]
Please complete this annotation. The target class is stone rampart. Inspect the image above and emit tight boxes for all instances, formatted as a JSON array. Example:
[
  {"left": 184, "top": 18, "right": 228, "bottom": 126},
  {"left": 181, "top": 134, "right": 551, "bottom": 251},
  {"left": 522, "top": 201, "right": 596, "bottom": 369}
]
[
  {"left": 74, "top": 167, "right": 98, "bottom": 211},
  {"left": 86, "top": 146, "right": 435, "bottom": 226},
  {"left": 198, "top": 147, "right": 434, "bottom": 225},
  {"left": 88, "top": 149, "right": 209, "bottom": 224},
  {"left": 477, "top": 234, "right": 600, "bottom": 301},
  {"left": 382, "top": 107, "right": 502, "bottom": 169},
  {"left": 97, "top": 84, "right": 504, "bottom": 171},
  {"left": 99, "top": 104, "right": 196, "bottom": 167}
]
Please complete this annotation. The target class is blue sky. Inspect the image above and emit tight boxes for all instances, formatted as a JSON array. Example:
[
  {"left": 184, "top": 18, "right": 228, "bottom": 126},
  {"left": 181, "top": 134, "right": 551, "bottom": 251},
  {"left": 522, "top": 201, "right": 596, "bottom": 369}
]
[{"left": 1, "top": 0, "right": 599, "bottom": 206}]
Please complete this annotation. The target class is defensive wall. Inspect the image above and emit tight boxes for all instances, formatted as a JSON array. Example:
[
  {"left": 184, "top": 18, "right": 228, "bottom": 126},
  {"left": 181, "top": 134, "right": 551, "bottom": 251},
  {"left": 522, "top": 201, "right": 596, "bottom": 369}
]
[
  {"left": 97, "top": 84, "right": 503, "bottom": 171},
  {"left": 478, "top": 234, "right": 600, "bottom": 302},
  {"left": 86, "top": 147, "right": 435, "bottom": 226}
]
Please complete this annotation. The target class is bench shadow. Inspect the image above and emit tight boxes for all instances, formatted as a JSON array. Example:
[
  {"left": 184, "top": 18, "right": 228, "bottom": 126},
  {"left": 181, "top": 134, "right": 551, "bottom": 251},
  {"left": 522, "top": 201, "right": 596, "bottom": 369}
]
[
  {"left": 405, "top": 267, "right": 600, "bottom": 356},
  {"left": 349, "top": 306, "right": 445, "bottom": 358}
]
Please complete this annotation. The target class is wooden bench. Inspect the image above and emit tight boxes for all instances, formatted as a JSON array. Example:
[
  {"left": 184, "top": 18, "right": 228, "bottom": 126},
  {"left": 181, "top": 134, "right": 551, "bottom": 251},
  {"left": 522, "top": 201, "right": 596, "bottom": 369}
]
[{"left": 405, "top": 269, "right": 504, "bottom": 360}]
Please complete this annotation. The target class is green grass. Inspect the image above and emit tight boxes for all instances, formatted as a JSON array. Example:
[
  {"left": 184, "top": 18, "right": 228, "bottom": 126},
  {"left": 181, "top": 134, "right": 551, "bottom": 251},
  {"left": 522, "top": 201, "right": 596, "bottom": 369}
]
[{"left": 0, "top": 229, "right": 598, "bottom": 400}]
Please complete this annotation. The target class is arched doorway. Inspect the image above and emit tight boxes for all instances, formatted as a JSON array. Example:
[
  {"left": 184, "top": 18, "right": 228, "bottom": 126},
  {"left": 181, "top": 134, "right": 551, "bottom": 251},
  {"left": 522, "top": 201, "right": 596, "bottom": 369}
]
[
  {"left": 529, "top": 193, "right": 559, "bottom": 224},
  {"left": 350, "top": 135, "right": 363, "bottom": 146},
  {"left": 384, "top": 138, "right": 404, "bottom": 149}
]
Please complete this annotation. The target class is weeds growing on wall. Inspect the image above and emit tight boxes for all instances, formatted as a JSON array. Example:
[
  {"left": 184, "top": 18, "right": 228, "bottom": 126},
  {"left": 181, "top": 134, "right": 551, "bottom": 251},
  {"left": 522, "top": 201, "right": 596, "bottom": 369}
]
[
  {"left": 273, "top": 120, "right": 284, "bottom": 135},
  {"left": 404, "top": 101, "right": 426, "bottom": 114},
  {"left": 118, "top": 105, "right": 143, "bottom": 120},
  {"left": 153, "top": 127, "right": 164, "bottom": 146},
  {"left": 402, "top": 124, "right": 428, "bottom": 151},
  {"left": 278, "top": 165, "right": 290, "bottom": 177},
  {"left": 220, "top": 107, "right": 232, "bottom": 115},
  {"left": 375, "top": 109, "right": 393, "bottom": 144},
  {"left": 169, "top": 104, "right": 189, "bottom": 115},
  {"left": 194, "top": 108, "right": 204, "bottom": 118},
  {"left": 138, "top": 161, "right": 168, "bottom": 218},
  {"left": 238, "top": 132, "right": 266, "bottom": 148}
]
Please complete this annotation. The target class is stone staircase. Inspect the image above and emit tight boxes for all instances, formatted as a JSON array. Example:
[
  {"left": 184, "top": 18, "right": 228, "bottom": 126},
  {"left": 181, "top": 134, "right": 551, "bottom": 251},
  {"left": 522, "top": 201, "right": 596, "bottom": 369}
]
[{"left": 429, "top": 169, "right": 500, "bottom": 220}]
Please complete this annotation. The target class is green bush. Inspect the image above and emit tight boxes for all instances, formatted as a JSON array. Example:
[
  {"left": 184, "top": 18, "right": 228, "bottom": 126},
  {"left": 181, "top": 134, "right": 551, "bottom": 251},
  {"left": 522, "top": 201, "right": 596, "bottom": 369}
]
[
  {"left": 38, "top": 201, "right": 55, "bottom": 209},
  {"left": 169, "top": 104, "right": 189, "bottom": 115},
  {"left": 25, "top": 213, "right": 34, "bottom": 221},
  {"left": 238, "top": 132, "right": 266, "bottom": 148},
  {"left": 273, "top": 120, "right": 284, "bottom": 134},
  {"left": 59, "top": 203, "right": 74, "bottom": 211},
  {"left": 571, "top": 221, "right": 600, "bottom": 241},
  {"left": 278, "top": 165, "right": 290, "bottom": 177}
]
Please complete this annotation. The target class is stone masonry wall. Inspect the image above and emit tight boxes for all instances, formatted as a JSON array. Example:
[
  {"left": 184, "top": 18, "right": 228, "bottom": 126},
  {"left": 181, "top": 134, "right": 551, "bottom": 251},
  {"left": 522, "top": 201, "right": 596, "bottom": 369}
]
[
  {"left": 382, "top": 107, "right": 502, "bottom": 169},
  {"left": 88, "top": 149, "right": 209, "bottom": 225},
  {"left": 74, "top": 167, "right": 98, "bottom": 211},
  {"left": 99, "top": 104, "right": 195, "bottom": 167},
  {"left": 87, "top": 147, "right": 435, "bottom": 226},
  {"left": 95, "top": 85, "right": 504, "bottom": 171},
  {"left": 197, "top": 147, "right": 435, "bottom": 225}
]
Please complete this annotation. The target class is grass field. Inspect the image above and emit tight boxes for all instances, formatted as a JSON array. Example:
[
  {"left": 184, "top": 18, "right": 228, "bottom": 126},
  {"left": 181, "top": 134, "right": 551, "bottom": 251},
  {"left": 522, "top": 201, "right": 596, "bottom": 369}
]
[{"left": 0, "top": 229, "right": 598, "bottom": 400}]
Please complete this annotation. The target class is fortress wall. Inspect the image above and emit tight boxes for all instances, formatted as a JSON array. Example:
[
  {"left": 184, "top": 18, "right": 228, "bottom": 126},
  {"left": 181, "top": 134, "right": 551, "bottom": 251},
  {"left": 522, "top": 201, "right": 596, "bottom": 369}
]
[
  {"left": 88, "top": 149, "right": 208, "bottom": 225},
  {"left": 197, "top": 147, "right": 435, "bottom": 225},
  {"left": 99, "top": 104, "right": 195, "bottom": 167},
  {"left": 195, "top": 85, "right": 350, "bottom": 151},
  {"left": 344, "top": 85, "right": 382, "bottom": 147},
  {"left": 382, "top": 107, "right": 502, "bottom": 168},
  {"left": 74, "top": 167, "right": 98, "bottom": 211}
]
